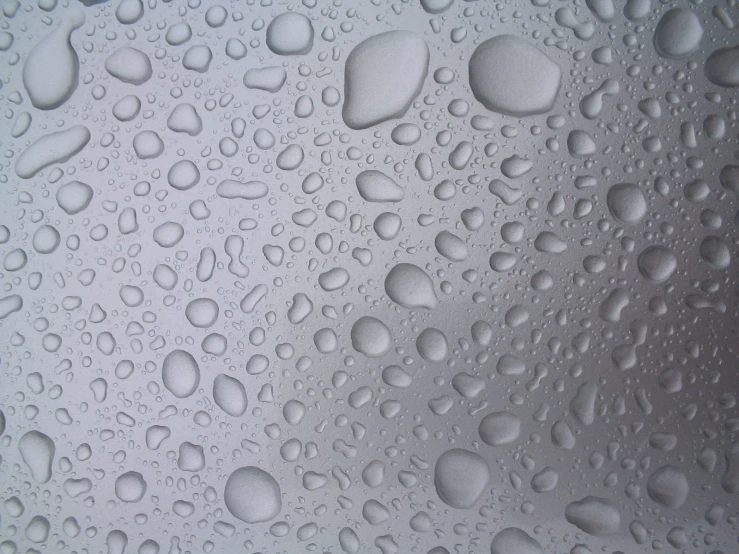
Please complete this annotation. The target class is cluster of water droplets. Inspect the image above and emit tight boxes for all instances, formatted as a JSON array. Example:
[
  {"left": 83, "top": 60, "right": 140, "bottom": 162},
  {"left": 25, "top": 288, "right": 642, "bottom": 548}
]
[{"left": 0, "top": 0, "right": 738, "bottom": 552}]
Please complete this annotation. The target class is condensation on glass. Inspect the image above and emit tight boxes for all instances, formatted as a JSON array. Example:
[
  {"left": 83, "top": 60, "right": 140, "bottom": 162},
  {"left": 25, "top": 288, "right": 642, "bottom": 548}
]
[{"left": 0, "top": 0, "right": 738, "bottom": 552}]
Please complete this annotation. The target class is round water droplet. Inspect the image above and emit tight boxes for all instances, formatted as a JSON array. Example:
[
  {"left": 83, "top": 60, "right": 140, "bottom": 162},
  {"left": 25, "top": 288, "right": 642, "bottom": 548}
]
[
  {"left": 224, "top": 466, "right": 281, "bottom": 523},
  {"left": 434, "top": 449, "right": 490, "bottom": 508}
]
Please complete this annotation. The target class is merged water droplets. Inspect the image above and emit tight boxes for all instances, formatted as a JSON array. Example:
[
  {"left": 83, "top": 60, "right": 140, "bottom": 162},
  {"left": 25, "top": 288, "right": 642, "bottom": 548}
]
[
  {"left": 343, "top": 31, "right": 429, "bottom": 129},
  {"left": 22, "top": 8, "right": 85, "bottom": 110},
  {"left": 15, "top": 125, "right": 91, "bottom": 179},
  {"left": 18, "top": 430, "right": 55, "bottom": 484}
]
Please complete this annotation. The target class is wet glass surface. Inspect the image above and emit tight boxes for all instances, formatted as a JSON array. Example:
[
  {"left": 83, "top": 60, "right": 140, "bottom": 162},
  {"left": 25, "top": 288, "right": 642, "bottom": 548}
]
[{"left": 1, "top": 0, "right": 738, "bottom": 552}]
